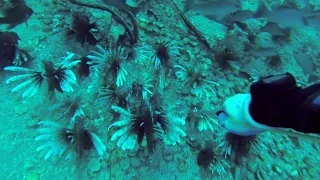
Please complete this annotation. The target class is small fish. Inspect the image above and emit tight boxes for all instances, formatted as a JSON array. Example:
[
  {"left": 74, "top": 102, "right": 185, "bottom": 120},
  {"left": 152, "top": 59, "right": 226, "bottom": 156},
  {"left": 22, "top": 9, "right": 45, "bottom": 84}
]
[
  {"left": 260, "top": 22, "right": 290, "bottom": 37},
  {"left": 0, "top": 2, "right": 33, "bottom": 29},
  {"left": 0, "top": 31, "right": 20, "bottom": 69},
  {"left": 218, "top": 10, "right": 255, "bottom": 28},
  {"left": 224, "top": 21, "right": 248, "bottom": 32},
  {"left": 292, "top": 49, "right": 319, "bottom": 83},
  {"left": 260, "top": 22, "right": 291, "bottom": 46},
  {"left": 249, "top": 47, "right": 278, "bottom": 57},
  {"left": 227, "top": 10, "right": 256, "bottom": 22},
  {"left": 305, "top": 12, "right": 320, "bottom": 28},
  {"left": 255, "top": 2, "right": 308, "bottom": 28},
  {"left": 233, "top": 21, "right": 248, "bottom": 31},
  {"left": 219, "top": 9, "right": 259, "bottom": 32},
  {"left": 271, "top": 35, "right": 290, "bottom": 47},
  {"left": 185, "top": 0, "right": 240, "bottom": 21},
  {"left": 102, "top": 0, "right": 140, "bottom": 14}
]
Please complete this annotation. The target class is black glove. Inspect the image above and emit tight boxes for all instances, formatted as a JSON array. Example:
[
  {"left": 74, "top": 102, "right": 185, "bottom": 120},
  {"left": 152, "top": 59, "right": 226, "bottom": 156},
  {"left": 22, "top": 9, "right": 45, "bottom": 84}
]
[{"left": 249, "top": 73, "right": 320, "bottom": 134}]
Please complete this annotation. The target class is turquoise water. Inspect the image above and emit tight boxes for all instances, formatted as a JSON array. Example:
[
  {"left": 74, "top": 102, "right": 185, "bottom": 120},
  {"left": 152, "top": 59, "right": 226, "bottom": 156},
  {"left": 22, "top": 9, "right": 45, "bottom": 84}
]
[{"left": 1, "top": 0, "right": 320, "bottom": 180}]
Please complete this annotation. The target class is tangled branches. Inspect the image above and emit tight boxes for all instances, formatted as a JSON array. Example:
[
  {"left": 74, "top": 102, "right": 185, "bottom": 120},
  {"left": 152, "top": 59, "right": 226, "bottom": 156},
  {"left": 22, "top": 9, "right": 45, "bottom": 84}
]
[{"left": 67, "top": 0, "right": 139, "bottom": 45}]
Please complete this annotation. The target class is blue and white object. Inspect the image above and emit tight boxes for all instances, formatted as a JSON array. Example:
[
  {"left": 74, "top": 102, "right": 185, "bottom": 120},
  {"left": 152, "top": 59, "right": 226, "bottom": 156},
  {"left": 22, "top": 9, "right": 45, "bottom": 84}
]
[{"left": 217, "top": 94, "right": 274, "bottom": 136}]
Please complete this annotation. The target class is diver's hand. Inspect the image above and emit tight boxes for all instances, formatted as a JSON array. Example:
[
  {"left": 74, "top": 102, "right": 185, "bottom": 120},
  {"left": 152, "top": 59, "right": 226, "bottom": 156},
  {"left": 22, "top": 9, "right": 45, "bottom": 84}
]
[
  {"left": 218, "top": 73, "right": 320, "bottom": 135},
  {"left": 216, "top": 93, "right": 273, "bottom": 136}
]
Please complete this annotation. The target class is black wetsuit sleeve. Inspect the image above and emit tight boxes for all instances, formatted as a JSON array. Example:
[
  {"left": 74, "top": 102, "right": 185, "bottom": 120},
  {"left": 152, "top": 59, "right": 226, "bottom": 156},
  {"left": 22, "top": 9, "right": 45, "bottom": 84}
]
[
  {"left": 249, "top": 73, "right": 320, "bottom": 134},
  {"left": 293, "top": 85, "right": 320, "bottom": 134}
]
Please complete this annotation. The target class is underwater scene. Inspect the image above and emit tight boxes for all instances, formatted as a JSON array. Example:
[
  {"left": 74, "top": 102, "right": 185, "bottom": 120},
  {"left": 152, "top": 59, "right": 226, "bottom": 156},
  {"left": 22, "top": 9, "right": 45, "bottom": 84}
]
[{"left": 1, "top": 0, "right": 320, "bottom": 179}]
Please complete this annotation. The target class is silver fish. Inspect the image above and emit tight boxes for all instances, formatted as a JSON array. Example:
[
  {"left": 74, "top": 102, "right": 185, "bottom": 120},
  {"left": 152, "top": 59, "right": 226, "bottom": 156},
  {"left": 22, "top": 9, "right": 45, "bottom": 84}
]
[
  {"left": 216, "top": 10, "right": 255, "bottom": 27},
  {"left": 266, "top": 9, "right": 307, "bottom": 28},
  {"left": 102, "top": 0, "right": 139, "bottom": 14},
  {"left": 255, "top": 2, "right": 309, "bottom": 28},
  {"left": 249, "top": 47, "right": 278, "bottom": 57},
  {"left": 305, "top": 12, "right": 320, "bottom": 28},
  {"left": 185, "top": 0, "right": 240, "bottom": 21},
  {"left": 227, "top": 10, "right": 256, "bottom": 22},
  {"left": 260, "top": 22, "right": 290, "bottom": 37},
  {"left": 292, "top": 49, "right": 319, "bottom": 83}
]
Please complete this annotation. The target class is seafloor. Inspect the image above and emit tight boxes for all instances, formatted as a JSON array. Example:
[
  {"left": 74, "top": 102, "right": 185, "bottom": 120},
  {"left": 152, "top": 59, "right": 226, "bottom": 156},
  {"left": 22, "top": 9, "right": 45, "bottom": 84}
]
[{"left": 0, "top": 0, "right": 320, "bottom": 180}]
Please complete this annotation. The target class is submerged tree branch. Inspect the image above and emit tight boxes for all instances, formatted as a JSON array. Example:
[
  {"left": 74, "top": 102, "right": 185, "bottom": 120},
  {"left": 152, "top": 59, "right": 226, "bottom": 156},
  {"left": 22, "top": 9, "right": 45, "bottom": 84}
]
[
  {"left": 68, "top": 0, "right": 138, "bottom": 45},
  {"left": 170, "top": 0, "right": 211, "bottom": 50}
]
